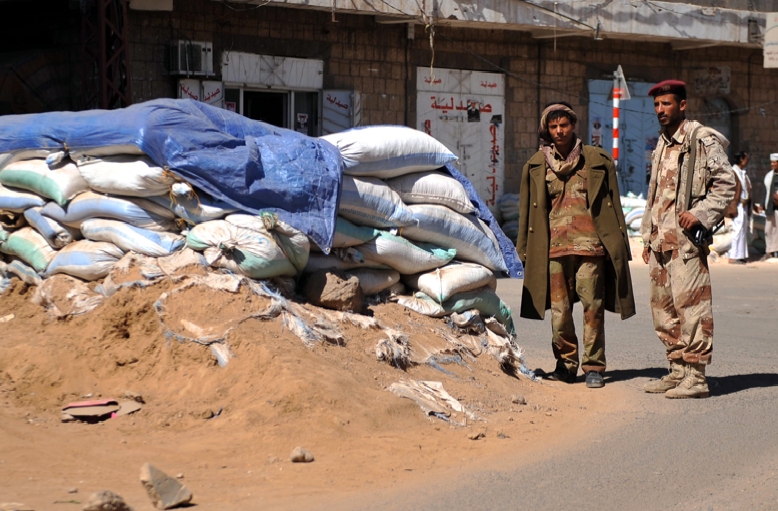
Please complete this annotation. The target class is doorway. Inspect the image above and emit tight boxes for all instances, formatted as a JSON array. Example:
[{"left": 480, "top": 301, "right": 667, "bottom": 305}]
[{"left": 243, "top": 91, "right": 289, "bottom": 129}]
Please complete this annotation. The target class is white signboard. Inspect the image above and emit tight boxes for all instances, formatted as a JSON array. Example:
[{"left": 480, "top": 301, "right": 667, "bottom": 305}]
[
  {"left": 178, "top": 79, "right": 200, "bottom": 101},
  {"left": 416, "top": 68, "right": 505, "bottom": 210},
  {"left": 222, "top": 52, "right": 323, "bottom": 89},
  {"left": 765, "top": 13, "right": 778, "bottom": 69},
  {"left": 202, "top": 81, "right": 223, "bottom": 106},
  {"left": 322, "top": 90, "right": 362, "bottom": 135}
]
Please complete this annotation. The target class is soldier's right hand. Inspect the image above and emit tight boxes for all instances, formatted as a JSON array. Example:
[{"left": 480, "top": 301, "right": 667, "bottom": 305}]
[{"left": 642, "top": 246, "right": 650, "bottom": 264}]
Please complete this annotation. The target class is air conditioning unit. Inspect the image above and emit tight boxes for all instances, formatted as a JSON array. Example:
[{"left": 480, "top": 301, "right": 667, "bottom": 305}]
[{"left": 167, "top": 40, "right": 213, "bottom": 76}]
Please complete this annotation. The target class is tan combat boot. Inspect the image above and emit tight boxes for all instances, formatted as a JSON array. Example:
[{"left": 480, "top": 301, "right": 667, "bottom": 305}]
[
  {"left": 665, "top": 363, "right": 709, "bottom": 399},
  {"left": 643, "top": 360, "right": 685, "bottom": 393}
]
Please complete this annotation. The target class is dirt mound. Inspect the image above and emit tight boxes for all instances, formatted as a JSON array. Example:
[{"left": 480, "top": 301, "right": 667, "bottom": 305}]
[{"left": 0, "top": 274, "right": 624, "bottom": 510}]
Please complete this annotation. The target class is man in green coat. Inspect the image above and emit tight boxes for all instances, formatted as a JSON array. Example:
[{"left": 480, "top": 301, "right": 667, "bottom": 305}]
[{"left": 516, "top": 102, "right": 636, "bottom": 388}]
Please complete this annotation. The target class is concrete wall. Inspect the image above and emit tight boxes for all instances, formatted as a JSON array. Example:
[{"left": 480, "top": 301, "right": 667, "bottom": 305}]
[{"left": 126, "top": 1, "right": 778, "bottom": 198}]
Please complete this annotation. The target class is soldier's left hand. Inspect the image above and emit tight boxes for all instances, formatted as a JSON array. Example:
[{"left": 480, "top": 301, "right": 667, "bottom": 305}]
[{"left": 679, "top": 211, "right": 701, "bottom": 230}]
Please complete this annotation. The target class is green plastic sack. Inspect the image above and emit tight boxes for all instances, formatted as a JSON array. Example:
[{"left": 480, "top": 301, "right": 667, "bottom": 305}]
[
  {"left": 0, "top": 227, "right": 57, "bottom": 273},
  {"left": 0, "top": 226, "right": 8, "bottom": 243},
  {"left": 0, "top": 159, "right": 88, "bottom": 206}
]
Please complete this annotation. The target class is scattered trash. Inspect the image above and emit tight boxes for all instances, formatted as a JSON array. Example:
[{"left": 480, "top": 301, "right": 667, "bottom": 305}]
[
  {"left": 82, "top": 490, "right": 133, "bottom": 511},
  {"left": 388, "top": 380, "right": 475, "bottom": 424},
  {"left": 139, "top": 463, "right": 193, "bottom": 510},
  {"left": 290, "top": 446, "right": 315, "bottom": 463},
  {"left": 0, "top": 504, "right": 34, "bottom": 511},
  {"left": 122, "top": 391, "right": 144, "bottom": 404},
  {"left": 61, "top": 399, "right": 141, "bottom": 423},
  {"left": 0, "top": 313, "right": 13, "bottom": 324}
]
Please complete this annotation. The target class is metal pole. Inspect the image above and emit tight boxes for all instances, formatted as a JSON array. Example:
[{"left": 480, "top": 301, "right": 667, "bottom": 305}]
[{"left": 612, "top": 70, "right": 620, "bottom": 169}]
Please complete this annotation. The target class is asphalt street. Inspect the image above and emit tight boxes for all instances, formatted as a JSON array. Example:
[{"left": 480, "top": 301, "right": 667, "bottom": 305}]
[{"left": 324, "top": 261, "right": 778, "bottom": 511}]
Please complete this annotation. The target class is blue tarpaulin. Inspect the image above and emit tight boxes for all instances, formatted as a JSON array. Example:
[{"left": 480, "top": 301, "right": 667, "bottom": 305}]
[
  {"left": 0, "top": 98, "right": 343, "bottom": 251},
  {"left": 442, "top": 163, "right": 523, "bottom": 279}
]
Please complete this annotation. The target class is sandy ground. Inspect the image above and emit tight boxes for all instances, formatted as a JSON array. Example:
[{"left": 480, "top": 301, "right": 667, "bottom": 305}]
[{"left": 1, "top": 244, "right": 775, "bottom": 510}]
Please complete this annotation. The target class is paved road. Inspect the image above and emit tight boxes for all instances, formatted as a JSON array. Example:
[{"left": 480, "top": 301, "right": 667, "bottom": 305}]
[{"left": 325, "top": 261, "right": 778, "bottom": 511}]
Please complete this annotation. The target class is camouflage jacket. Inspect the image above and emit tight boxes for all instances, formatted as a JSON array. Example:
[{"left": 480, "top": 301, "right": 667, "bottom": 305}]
[{"left": 641, "top": 119, "right": 736, "bottom": 259}]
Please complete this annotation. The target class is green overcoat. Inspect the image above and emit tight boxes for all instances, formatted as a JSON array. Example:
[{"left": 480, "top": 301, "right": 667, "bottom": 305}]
[{"left": 516, "top": 145, "right": 636, "bottom": 320}]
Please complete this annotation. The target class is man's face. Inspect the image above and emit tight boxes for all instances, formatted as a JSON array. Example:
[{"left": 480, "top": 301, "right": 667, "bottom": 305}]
[
  {"left": 548, "top": 116, "right": 575, "bottom": 148},
  {"left": 741, "top": 154, "right": 749, "bottom": 167},
  {"left": 771, "top": 160, "right": 778, "bottom": 171},
  {"left": 654, "top": 93, "right": 686, "bottom": 127}
]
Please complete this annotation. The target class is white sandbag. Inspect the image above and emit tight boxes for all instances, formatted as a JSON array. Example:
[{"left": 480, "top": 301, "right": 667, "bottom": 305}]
[
  {"left": 402, "top": 262, "right": 496, "bottom": 303},
  {"left": 186, "top": 220, "right": 298, "bottom": 279},
  {"left": 621, "top": 195, "right": 646, "bottom": 209},
  {"left": 147, "top": 188, "right": 239, "bottom": 224},
  {"left": 0, "top": 183, "right": 46, "bottom": 212},
  {"left": 629, "top": 217, "right": 643, "bottom": 231},
  {"left": 24, "top": 207, "right": 79, "bottom": 249},
  {"left": 304, "top": 249, "right": 391, "bottom": 273},
  {"left": 1, "top": 259, "right": 43, "bottom": 287},
  {"left": 41, "top": 191, "right": 178, "bottom": 232},
  {"left": 345, "top": 268, "right": 400, "bottom": 295},
  {"left": 339, "top": 176, "right": 417, "bottom": 229},
  {"left": 322, "top": 125, "right": 458, "bottom": 179},
  {"left": 497, "top": 193, "right": 520, "bottom": 220},
  {"left": 0, "top": 227, "right": 57, "bottom": 273},
  {"left": 624, "top": 208, "right": 644, "bottom": 226},
  {"left": 75, "top": 154, "right": 181, "bottom": 197},
  {"left": 400, "top": 287, "right": 515, "bottom": 335},
  {"left": 45, "top": 240, "right": 124, "bottom": 281},
  {"left": 80, "top": 218, "right": 185, "bottom": 257},
  {"left": 401, "top": 204, "right": 507, "bottom": 272},
  {"left": 386, "top": 171, "right": 474, "bottom": 214},
  {"left": 0, "top": 159, "right": 88, "bottom": 206},
  {"left": 501, "top": 219, "right": 519, "bottom": 241},
  {"left": 313, "top": 217, "right": 380, "bottom": 251},
  {"left": 355, "top": 231, "right": 456, "bottom": 274},
  {"left": 224, "top": 213, "right": 310, "bottom": 272}
]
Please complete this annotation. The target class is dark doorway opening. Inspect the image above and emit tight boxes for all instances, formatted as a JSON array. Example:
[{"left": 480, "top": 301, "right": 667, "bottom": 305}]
[{"left": 243, "top": 91, "right": 288, "bottom": 128}]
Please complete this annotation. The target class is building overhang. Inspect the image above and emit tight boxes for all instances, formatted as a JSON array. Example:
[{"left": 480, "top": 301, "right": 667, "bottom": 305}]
[{"left": 216, "top": 0, "right": 764, "bottom": 49}]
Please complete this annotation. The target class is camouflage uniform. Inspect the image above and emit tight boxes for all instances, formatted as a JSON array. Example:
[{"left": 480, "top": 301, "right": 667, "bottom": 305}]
[
  {"left": 547, "top": 161, "right": 606, "bottom": 373},
  {"left": 641, "top": 119, "right": 736, "bottom": 366}
]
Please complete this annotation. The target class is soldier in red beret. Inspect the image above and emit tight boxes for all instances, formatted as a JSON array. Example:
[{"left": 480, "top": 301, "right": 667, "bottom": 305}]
[{"left": 640, "top": 80, "right": 736, "bottom": 398}]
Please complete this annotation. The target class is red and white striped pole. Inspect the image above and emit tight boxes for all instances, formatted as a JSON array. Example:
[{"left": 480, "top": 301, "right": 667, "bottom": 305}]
[{"left": 612, "top": 70, "right": 620, "bottom": 169}]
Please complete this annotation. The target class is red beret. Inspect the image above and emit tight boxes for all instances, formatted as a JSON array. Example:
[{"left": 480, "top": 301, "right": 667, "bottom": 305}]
[{"left": 648, "top": 80, "right": 686, "bottom": 97}]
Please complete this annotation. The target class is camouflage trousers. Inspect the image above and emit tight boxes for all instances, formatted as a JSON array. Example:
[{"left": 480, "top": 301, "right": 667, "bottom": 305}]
[
  {"left": 648, "top": 250, "right": 713, "bottom": 365},
  {"left": 549, "top": 255, "right": 606, "bottom": 374}
]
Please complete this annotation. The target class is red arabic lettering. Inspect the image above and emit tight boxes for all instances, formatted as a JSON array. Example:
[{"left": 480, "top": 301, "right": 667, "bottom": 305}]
[
  {"left": 480, "top": 81, "right": 497, "bottom": 89},
  {"left": 180, "top": 84, "right": 199, "bottom": 101},
  {"left": 203, "top": 88, "right": 221, "bottom": 102},
  {"left": 481, "top": 104, "right": 492, "bottom": 113},
  {"left": 424, "top": 76, "right": 442, "bottom": 84},
  {"left": 430, "top": 96, "right": 469, "bottom": 112},
  {"left": 489, "top": 124, "right": 500, "bottom": 165},
  {"left": 326, "top": 94, "right": 349, "bottom": 110},
  {"left": 423, "top": 119, "right": 431, "bottom": 135}
]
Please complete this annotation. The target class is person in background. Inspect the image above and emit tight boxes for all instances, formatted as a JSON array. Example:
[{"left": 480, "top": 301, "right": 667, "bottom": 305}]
[
  {"left": 640, "top": 80, "right": 736, "bottom": 399},
  {"left": 727, "top": 151, "right": 751, "bottom": 264},
  {"left": 516, "top": 102, "right": 635, "bottom": 389},
  {"left": 764, "top": 154, "right": 778, "bottom": 259}
]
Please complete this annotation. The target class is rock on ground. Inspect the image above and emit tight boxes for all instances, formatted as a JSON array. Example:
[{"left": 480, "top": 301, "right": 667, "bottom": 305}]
[
  {"left": 290, "top": 446, "right": 315, "bottom": 463},
  {"left": 303, "top": 269, "right": 363, "bottom": 312},
  {"left": 82, "top": 490, "right": 134, "bottom": 511},
  {"left": 139, "top": 463, "right": 193, "bottom": 510}
]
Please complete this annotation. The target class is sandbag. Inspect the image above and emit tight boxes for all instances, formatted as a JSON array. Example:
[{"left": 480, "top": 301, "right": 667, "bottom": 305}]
[
  {"left": 501, "top": 219, "right": 519, "bottom": 242},
  {"left": 624, "top": 208, "right": 644, "bottom": 226},
  {"left": 0, "top": 227, "right": 57, "bottom": 272},
  {"left": 322, "top": 125, "right": 457, "bottom": 179},
  {"left": 386, "top": 171, "right": 474, "bottom": 214},
  {"left": 339, "top": 176, "right": 417, "bottom": 229},
  {"left": 186, "top": 220, "right": 298, "bottom": 279},
  {"left": 0, "top": 159, "right": 88, "bottom": 206},
  {"left": 344, "top": 268, "right": 400, "bottom": 295},
  {"left": 2, "top": 259, "right": 42, "bottom": 287},
  {"left": 45, "top": 240, "right": 124, "bottom": 281},
  {"left": 399, "top": 287, "right": 515, "bottom": 335},
  {"left": 355, "top": 231, "right": 456, "bottom": 274},
  {"left": 497, "top": 193, "right": 520, "bottom": 221},
  {"left": 147, "top": 188, "right": 239, "bottom": 224},
  {"left": 0, "top": 183, "right": 46, "bottom": 212},
  {"left": 80, "top": 218, "right": 185, "bottom": 257},
  {"left": 401, "top": 204, "right": 507, "bottom": 272},
  {"left": 629, "top": 217, "right": 642, "bottom": 231},
  {"left": 224, "top": 213, "right": 310, "bottom": 272},
  {"left": 304, "top": 249, "right": 391, "bottom": 273},
  {"left": 75, "top": 154, "right": 180, "bottom": 197},
  {"left": 402, "top": 262, "right": 496, "bottom": 303},
  {"left": 41, "top": 191, "right": 178, "bottom": 232},
  {"left": 312, "top": 217, "right": 380, "bottom": 250},
  {"left": 0, "top": 226, "right": 7, "bottom": 243},
  {"left": 24, "top": 207, "right": 79, "bottom": 249}
]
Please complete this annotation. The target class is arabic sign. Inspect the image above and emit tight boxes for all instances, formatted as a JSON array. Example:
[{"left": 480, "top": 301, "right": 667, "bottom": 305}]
[
  {"left": 417, "top": 68, "right": 505, "bottom": 97},
  {"left": 693, "top": 66, "right": 730, "bottom": 95},
  {"left": 178, "top": 79, "right": 200, "bottom": 101},
  {"left": 202, "top": 81, "right": 223, "bottom": 105},
  {"left": 765, "top": 13, "right": 778, "bottom": 69}
]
